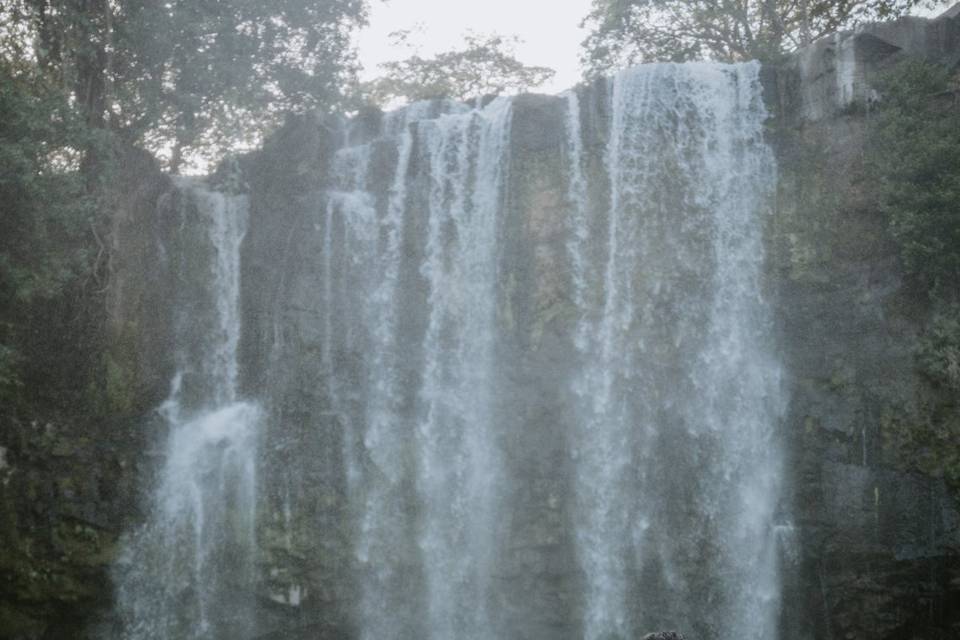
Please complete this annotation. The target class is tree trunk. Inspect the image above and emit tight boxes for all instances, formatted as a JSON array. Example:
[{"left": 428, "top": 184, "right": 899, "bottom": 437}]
[
  {"left": 72, "top": 0, "right": 109, "bottom": 130},
  {"left": 30, "top": 0, "right": 63, "bottom": 74},
  {"left": 70, "top": 0, "right": 112, "bottom": 188},
  {"left": 800, "top": 0, "right": 812, "bottom": 45}
]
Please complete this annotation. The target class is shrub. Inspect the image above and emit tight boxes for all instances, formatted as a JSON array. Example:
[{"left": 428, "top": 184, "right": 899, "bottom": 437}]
[{"left": 869, "top": 59, "right": 960, "bottom": 300}]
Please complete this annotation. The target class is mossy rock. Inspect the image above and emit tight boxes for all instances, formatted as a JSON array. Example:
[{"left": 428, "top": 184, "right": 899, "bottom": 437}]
[{"left": 0, "top": 602, "right": 46, "bottom": 638}]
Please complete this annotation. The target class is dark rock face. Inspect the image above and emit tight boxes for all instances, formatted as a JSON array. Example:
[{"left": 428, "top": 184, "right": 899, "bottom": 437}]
[
  {"left": 765, "top": 9, "right": 960, "bottom": 639},
  {"left": 237, "top": 112, "right": 359, "bottom": 637},
  {"left": 104, "top": 145, "right": 177, "bottom": 415},
  {"left": 642, "top": 633, "right": 685, "bottom": 640},
  {"left": 772, "top": 10, "right": 960, "bottom": 124}
]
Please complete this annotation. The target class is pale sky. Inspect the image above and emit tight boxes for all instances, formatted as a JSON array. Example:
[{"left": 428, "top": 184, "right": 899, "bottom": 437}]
[
  {"left": 356, "top": 0, "right": 595, "bottom": 95},
  {"left": 356, "top": 0, "right": 958, "bottom": 101}
]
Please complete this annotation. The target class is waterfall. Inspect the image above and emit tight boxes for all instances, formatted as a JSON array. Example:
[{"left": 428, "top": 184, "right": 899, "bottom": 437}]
[
  {"left": 415, "top": 97, "right": 513, "bottom": 640},
  {"left": 566, "top": 63, "right": 784, "bottom": 640},
  {"left": 113, "top": 182, "right": 260, "bottom": 639},
  {"left": 319, "top": 98, "right": 513, "bottom": 640},
  {"left": 108, "top": 62, "right": 786, "bottom": 640},
  {"left": 322, "top": 125, "right": 412, "bottom": 640}
]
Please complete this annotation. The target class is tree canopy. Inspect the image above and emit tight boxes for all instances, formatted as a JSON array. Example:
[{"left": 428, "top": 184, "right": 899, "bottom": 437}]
[
  {"left": 580, "top": 0, "right": 926, "bottom": 74},
  {"left": 1, "top": 0, "right": 369, "bottom": 171},
  {"left": 0, "top": 59, "right": 95, "bottom": 406},
  {"left": 0, "top": 0, "right": 371, "bottom": 406},
  {"left": 363, "top": 31, "right": 555, "bottom": 106}
]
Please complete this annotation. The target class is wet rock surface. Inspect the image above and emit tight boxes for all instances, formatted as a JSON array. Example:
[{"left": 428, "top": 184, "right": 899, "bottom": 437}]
[{"left": 767, "top": 9, "right": 960, "bottom": 638}]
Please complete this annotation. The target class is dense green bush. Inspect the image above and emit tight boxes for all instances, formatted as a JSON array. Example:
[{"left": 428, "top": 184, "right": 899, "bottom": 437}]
[
  {"left": 871, "top": 60, "right": 960, "bottom": 489},
  {"left": 0, "top": 61, "right": 97, "bottom": 408},
  {"left": 869, "top": 59, "right": 960, "bottom": 300}
]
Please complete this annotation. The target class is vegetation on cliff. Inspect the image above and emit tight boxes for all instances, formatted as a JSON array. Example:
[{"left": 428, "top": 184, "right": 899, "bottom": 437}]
[
  {"left": 0, "top": 60, "right": 100, "bottom": 415},
  {"left": 869, "top": 58, "right": 960, "bottom": 489},
  {"left": 580, "top": 0, "right": 927, "bottom": 72},
  {"left": 1, "top": 0, "right": 370, "bottom": 172},
  {"left": 870, "top": 59, "right": 960, "bottom": 302}
]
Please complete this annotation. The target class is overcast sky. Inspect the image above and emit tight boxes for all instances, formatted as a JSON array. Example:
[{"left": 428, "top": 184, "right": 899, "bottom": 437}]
[
  {"left": 355, "top": 0, "right": 957, "bottom": 99},
  {"left": 355, "top": 0, "right": 595, "bottom": 95}
]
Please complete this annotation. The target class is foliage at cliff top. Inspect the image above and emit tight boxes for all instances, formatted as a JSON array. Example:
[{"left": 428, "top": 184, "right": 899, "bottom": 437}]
[
  {"left": 869, "top": 59, "right": 960, "bottom": 303},
  {"left": 0, "top": 61, "right": 95, "bottom": 409},
  {"left": 1, "top": 0, "right": 369, "bottom": 172},
  {"left": 580, "top": 0, "right": 927, "bottom": 73},
  {"left": 362, "top": 31, "right": 555, "bottom": 107}
]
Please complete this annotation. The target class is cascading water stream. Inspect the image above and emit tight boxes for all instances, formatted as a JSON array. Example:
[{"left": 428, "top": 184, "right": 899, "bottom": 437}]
[
  {"left": 415, "top": 97, "right": 513, "bottom": 640},
  {"left": 112, "top": 182, "right": 260, "bottom": 639},
  {"left": 566, "top": 62, "right": 784, "bottom": 640},
  {"left": 319, "top": 98, "right": 513, "bottom": 640},
  {"left": 321, "top": 125, "right": 409, "bottom": 640},
  {"left": 108, "top": 62, "right": 786, "bottom": 640}
]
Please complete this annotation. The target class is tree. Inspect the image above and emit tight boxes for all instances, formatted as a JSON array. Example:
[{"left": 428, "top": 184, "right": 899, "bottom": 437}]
[
  {"left": 0, "top": 59, "right": 95, "bottom": 407},
  {"left": 579, "top": 0, "right": 925, "bottom": 74},
  {"left": 363, "top": 31, "right": 555, "bottom": 106},
  {"left": 0, "top": 0, "right": 371, "bottom": 409},
  {"left": 1, "top": 0, "right": 370, "bottom": 172}
]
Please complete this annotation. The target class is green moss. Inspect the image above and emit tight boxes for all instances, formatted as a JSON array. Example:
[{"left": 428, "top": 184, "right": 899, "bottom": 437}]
[
  {"left": 499, "top": 273, "right": 518, "bottom": 333},
  {"left": 52, "top": 521, "right": 117, "bottom": 567},
  {"left": 828, "top": 360, "right": 856, "bottom": 392},
  {"left": 861, "top": 61, "right": 960, "bottom": 496},
  {"left": 54, "top": 476, "right": 76, "bottom": 497},
  {"left": 104, "top": 352, "right": 136, "bottom": 415},
  {"left": 531, "top": 297, "right": 576, "bottom": 350},
  {"left": 52, "top": 438, "right": 78, "bottom": 457},
  {"left": 771, "top": 137, "right": 849, "bottom": 284},
  {"left": 47, "top": 568, "right": 99, "bottom": 602},
  {"left": 0, "top": 602, "right": 45, "bottom": 637},
  {"left": 509, "top": 146, "right": 574, "bottom": 349},
  {"left": 867, "top": 60, "right": 960, "bottom": 299},
  {"left": 882, "top": 400, "right": 960, "bottom": 495},
  {"left": 917, "top": 306, "right": 960, "bottom": 391}
]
